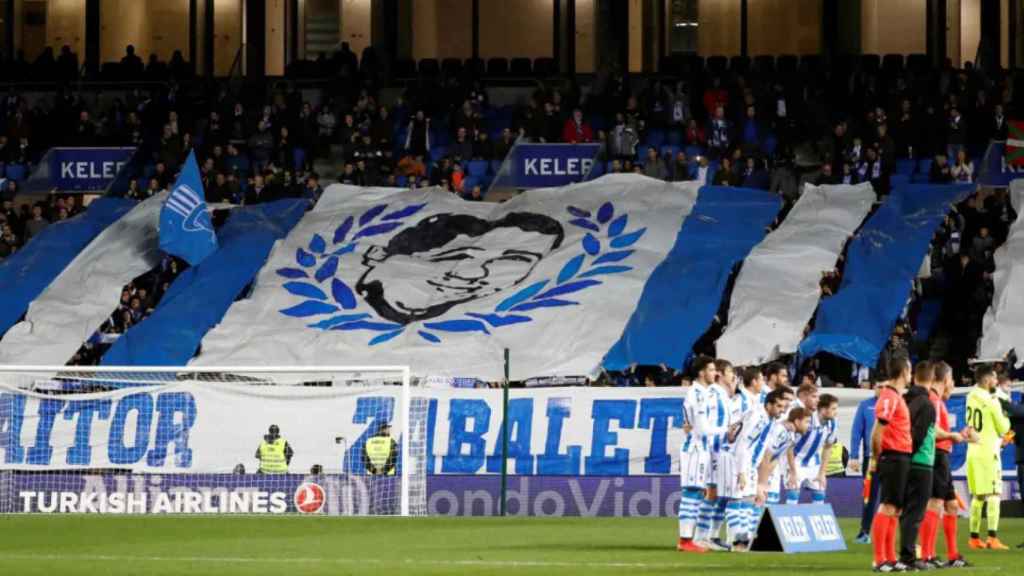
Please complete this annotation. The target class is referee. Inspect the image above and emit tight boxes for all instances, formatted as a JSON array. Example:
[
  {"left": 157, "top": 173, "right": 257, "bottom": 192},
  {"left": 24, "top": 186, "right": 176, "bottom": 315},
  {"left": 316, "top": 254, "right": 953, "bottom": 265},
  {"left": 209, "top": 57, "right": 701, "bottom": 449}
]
[
  {"left": 898, "top": 361, "right": 937, "bottom": 570},
  {"left": 870, "top": 352, "right": 913, "bottom": 573}
]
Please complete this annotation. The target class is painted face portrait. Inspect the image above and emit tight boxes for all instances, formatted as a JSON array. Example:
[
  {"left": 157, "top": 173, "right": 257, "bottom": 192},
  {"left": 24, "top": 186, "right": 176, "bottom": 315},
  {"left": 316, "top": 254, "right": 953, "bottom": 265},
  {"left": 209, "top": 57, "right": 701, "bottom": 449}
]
[{"left": 355, "top": 212, "right": 564, "bottom": 325}]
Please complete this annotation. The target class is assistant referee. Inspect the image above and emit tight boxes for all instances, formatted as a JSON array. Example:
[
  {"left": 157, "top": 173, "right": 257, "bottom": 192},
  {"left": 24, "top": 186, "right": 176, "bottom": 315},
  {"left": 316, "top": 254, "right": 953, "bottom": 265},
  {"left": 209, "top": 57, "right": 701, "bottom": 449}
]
[{"left": 870, "top": 352, "right": 913, "bottom": 573}]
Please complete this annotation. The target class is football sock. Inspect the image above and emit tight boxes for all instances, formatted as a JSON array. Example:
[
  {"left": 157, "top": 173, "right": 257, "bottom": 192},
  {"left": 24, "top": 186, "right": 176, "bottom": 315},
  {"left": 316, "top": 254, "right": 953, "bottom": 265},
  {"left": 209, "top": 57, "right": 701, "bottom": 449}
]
[{"left": 986, "top": 494, "right": 1001, "bottom": 536}]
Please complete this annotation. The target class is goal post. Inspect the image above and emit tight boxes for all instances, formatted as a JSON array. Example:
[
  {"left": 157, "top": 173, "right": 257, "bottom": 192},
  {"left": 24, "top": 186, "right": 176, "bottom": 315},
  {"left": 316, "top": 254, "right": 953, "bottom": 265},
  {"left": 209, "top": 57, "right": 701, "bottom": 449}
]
[{"left": 0, "top": 365, "right": 427, "bottom": 517}]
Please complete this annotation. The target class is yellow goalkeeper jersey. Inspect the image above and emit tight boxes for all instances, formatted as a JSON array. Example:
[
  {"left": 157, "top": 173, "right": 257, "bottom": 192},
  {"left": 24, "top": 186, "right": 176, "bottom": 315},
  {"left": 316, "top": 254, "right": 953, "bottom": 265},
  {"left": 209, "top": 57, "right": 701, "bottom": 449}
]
[{"left": 965, "top": 386, "right": 1011, "bottom": 457}]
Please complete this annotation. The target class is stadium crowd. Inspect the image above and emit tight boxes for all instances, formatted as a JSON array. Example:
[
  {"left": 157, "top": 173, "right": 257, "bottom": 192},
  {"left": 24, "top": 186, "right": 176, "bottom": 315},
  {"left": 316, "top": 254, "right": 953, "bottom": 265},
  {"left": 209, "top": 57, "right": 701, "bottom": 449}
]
[{"left": 0, "top": 43, "right": 1019, "bottom": 377}]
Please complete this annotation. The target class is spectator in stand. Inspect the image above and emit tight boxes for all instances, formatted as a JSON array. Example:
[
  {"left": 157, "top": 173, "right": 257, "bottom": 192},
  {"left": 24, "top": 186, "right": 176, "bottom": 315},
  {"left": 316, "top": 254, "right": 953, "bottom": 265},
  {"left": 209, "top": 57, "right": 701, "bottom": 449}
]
[
  {"left": 451, "top": 163, "right": 465, "bottom": 193},
  {"left": 464, "top": 185, "right": 484, "bottom": 202},
  {"left": 207, "top": 172, "right": 228, "bottom": 203},
  {"left": 713, "top": 157, "right": 737, "bottom": 186},
  {"left": 708, "top": 105, "right": 731, "bottom": 159},
  {"left": 739, "top": 104, "right": 764, "bottom": 155},
  {"left": 397, "top": 154, "right": 427, "bottom": 180},
  {"left": 72, "top": 110, "right": 96, "bottom": 146},
  {"left": 642, "top": 147, "right": 668, "bottom": 180},
  {"left": 695, "top": 156, "right": 711, "bottom": 184},
  {"left": 858, "top": 146, "right": 888, "bottom": 194},
  {"left": 494, "top": 128, "right": 516, "bottom": 161},
  {"left": 121, "top": 45, "right": 144, "bottom": 77},
  {"left": 0, "top": 224, "right": 18, "bottom": 260},
  {"left": 703, "top": 77, "right": 728, "bottom": 117},
  {"left": 815, "top": 163, "right": 837, "bottom": 185},
  {"left": 608, "top": 113, "right": 638, "bottom": 159},
  {"left": 24, "top": 204, "right": 48, "bottom": 240},
  {"left": 947, "top": 107, "right": 966, "bottom": 160},
  {"left": 473, "top": 131, "right": 493, "bottom": 161},
  {"left": 451, "top": 127, "right": 473, "bottom": 163},
  {"left": 876, "top": 124, "right": 896, "bottom": 174},
  {"left": 404, "top": 111, "right": 430, "bottom": 156},
  {"left": 951, "top": 149, "right": 974, "bottom": 183},
  {"left": 671, "top": 151, "right": 693, "bottom": 182},
  {"left": 970, "top": 226, "right": 994, "bottom": 267},
  {"left": 685, "top": 118, "right": 706, "bottom": 148},
  {"left": 929, "top": 154, "right": 954, "bottom": 184},
  {"left": 742, "top": 156, "right": 770, "bottom": 190},
  {"left": 667, "top": 81, "right": 691, "bottom": 128},
  {"left": 562, "top": 108, "right": 594, "bottom": 143},
  {"left": 991, "top": 104, "right": 1008, "bottom": 142}
]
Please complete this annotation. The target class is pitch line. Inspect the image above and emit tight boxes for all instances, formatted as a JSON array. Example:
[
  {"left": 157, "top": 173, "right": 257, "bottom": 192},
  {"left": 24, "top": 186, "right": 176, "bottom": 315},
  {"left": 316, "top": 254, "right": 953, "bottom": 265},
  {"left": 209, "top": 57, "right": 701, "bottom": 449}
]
[{"left": 0, "top": 553, "right": 1005, "bottom": 572}]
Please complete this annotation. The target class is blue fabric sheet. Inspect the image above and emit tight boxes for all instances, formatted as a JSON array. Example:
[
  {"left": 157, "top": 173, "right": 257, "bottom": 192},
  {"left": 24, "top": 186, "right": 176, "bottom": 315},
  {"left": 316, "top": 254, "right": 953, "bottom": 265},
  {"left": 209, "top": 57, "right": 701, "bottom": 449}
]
[
  {"left": 101, "top": 199, "right": 308, "bottom": 366},
  {"left": 798, "top": 184, "right": 972, "bottom": 367},
  {"left": 603, "top": 186, "right": 781, "bottom": 370},
  {"left": 0, "top": 196, "right": 135, "bottom": 337}
]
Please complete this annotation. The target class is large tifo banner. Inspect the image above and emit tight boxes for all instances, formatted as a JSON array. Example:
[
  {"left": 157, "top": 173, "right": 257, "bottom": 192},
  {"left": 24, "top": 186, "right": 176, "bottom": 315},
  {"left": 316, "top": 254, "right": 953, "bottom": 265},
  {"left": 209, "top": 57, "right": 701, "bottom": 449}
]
[
  {"left": 191, "top": 177, "right": 698, "bottom": 380},
  {"left": 46, "top": 147, "right": 136, "bottom": 191},
  {"left": 1, "top": 384, "right": 1014, "bottom": 477}
]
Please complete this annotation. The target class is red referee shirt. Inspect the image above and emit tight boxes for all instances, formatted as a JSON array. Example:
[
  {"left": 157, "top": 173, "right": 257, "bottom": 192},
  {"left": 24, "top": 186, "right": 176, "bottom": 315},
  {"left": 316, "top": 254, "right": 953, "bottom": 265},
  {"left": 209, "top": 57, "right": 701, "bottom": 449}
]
[
  {"left": 876, "top": 385, "right": 912, "bottom": 454},
  {"left": 933, "top": 389, "right": 953, "bottom": 453}
]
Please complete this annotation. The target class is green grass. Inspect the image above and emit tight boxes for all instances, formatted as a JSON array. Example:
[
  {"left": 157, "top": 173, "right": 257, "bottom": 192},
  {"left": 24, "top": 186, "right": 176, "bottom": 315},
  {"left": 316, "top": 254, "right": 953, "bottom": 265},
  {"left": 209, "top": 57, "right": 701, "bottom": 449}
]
[{"left": 0, "top": 517, "right": 1019, "bottom": 575}]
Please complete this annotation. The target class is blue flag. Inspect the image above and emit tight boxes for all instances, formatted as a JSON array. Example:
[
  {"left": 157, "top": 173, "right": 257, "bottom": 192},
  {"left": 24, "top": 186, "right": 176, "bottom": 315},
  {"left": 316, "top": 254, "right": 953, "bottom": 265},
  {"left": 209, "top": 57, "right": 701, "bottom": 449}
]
[{"left": 160, "top": 151, "right": 217, "bottom": 265}]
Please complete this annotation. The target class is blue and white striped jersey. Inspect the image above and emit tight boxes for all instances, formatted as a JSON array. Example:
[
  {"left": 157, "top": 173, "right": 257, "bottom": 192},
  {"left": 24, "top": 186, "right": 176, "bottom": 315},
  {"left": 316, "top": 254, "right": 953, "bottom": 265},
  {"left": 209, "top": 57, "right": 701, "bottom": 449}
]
[
  {"left": 704, "top": 383, "right": 732, "bottom": 453},
  {"left": 735, "top": 404, "right": 776, "bottom": 475},
  {"left": 791, "top": 408, "right": 837, "bottom": 468},
  {"left": 681, "top": 383, "right": 711, "bottom": 454}
]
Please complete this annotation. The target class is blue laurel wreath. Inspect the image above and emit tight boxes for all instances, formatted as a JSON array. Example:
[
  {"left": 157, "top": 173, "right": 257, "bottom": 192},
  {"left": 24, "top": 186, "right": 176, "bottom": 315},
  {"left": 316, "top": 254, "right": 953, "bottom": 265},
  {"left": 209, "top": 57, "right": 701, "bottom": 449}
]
[{"left": 274, "top": 200, "right": 645, "bottom": 346}]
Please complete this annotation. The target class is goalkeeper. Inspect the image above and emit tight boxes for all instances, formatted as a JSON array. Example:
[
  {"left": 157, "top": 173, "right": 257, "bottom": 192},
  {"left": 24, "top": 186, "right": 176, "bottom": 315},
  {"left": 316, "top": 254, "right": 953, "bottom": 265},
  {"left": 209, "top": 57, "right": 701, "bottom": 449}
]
[{"left": 965, "top": 365, "right": 1011, "bottom": 550}]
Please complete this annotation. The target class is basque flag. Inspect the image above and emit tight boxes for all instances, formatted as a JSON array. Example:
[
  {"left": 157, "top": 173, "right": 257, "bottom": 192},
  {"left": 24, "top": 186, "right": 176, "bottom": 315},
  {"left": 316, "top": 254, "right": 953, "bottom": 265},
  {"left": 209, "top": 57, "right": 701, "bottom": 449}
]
[
  {"left": 160, "top": 151, "right": 218, "bottom": 265},
  {"left": 1007, "top": 120, "right": 1024, "bottom": 166}
]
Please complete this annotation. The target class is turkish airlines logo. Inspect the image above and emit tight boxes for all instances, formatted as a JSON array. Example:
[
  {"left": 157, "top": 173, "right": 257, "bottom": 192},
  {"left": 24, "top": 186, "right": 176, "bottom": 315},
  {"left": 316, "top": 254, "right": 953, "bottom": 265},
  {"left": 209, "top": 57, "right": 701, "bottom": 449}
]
[{"left": 294, "top": 482, "right": 325, "bottom": 514}]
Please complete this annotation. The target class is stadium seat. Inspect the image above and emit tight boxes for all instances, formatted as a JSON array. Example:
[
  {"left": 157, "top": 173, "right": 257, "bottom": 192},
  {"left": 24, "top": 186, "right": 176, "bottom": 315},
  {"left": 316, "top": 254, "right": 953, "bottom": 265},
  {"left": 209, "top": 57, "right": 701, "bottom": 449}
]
[
  {"left": 896, "top": 159, "right": 916, "bottom": 175},
  {"left": 729, "top": 55, "right": 750, "bottom": 74},
  {"left": 890, "top": 173, "right": 911, "bottom": 189},
  {"left": 682, "top": 54, "right": 705, "bottom": 76},
  {"left": 490, "top": 160, "right": 503, "bottom": 175},
  {"left": 293, "top": 148, "right": 307, "bottom": 171},
  {"left": 684, "top": 145, "right": 704, "bottom": 159},
  {"left": 429, "top": 146, "right": 449, "bottom": 164},
  {"left": 396, "top": 175, "right": 408, "bottom": 187},
  {"left": 418, "top": 59, "right": 440, "bottom": 76},
  {"left": 754, "top": 55, "right": 776, "bottom": 76},
  {"left": 665, "top": 130, "right": 682, "bottom": 146},
  {"left": 882, "top": 54, "right": 904, "bottom": 74},
  {"left": 467, "top": 160, "right": 489, "bottom": 178},
  {"left": 645, "top": 129, "right": 665, "bottom": 150},
  {"left": 533, "top": 58, "right": 556, "bottom": 77},
  {"left": 860, "top": 54, "right": 881, "bottom": 74},
  {"left": 660, "top": 145, "right": 680, "bottom": 160},
  {"left": 509, "top": 58, "right": 532, "bottom": 76},
  {"left": 486, "top": 58, "right": 509, "bottom": 77},
  {"left": 441, "top": 58, "right": 462, "bottom": 77},
  {"left": 5, "top": 163, "right": 26, "bottom": 181},
  {"left": 917, "top": 158, "right": 933, "bottom": 175},
  {"left": 464, "top": 58, "right": 486, "bottom": 77},
  {"left": 706, "top": 55, "right": 727, "bottom": 75},
  {"left": 777, "top": 55, "right": 798, "bottom": 77}
]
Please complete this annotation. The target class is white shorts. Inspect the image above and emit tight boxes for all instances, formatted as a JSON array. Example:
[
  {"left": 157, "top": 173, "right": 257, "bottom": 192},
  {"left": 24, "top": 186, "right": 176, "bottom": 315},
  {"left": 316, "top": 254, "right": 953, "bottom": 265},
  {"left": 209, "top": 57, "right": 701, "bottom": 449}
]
[
  {"left": 680, "top": 448, "right": 710, "bottom": 489},
  {"left": 717, "top": 451, "right": 756, "bottom": 499},
  {"left": 706, "top": 449, "right": 722, "bottom": 486},
  {"left": 795, "top": 464, "right": 823, "bottom": 491}
]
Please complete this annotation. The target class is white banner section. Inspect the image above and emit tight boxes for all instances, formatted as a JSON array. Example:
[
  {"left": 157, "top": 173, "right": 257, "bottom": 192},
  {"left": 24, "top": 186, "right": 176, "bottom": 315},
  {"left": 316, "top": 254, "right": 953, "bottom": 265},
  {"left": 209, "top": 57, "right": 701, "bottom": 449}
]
[
  {"left": 0, "top": 383, "right": 890, "bottom": 475},
  {"left": 0, "top": 193, "right": 166, "bottom": 365},
  {"left": 717, "top": 183, "right": 875, "bottom": 365},
  {"left": 979, "top": 179, "right": 1024, "bottom": 366},
  {"left": 192, "top": 175, "right": 698, "bottom": 381}
]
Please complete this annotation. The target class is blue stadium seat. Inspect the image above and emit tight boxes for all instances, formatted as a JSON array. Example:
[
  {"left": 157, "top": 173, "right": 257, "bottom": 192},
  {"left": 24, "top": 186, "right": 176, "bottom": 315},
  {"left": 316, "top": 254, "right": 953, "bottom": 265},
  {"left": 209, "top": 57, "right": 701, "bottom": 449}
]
[
  {"left": 895, "top": 159, "right": 916, "bottom": 175},
  {"left": 917, "top": 158, "right": 933, "bottom": 175},
  {"left": 293, "top": 148, "right": 307, "bottom": 171},
  {"left": 396, "top": 175, "right": 408, "bottom": 187},
  {"left": 890, "top": 174, "right": 911, "bottom": 189},
  {"left": 490, "top": 160, "right": 503, "bottom": 175},
  {"left": 461, "top": 176, "right": 477, "bottom": 192},
  {"left": 660, "top": 145, "right": 680, "bottom": 160},
  {"left": 5, "top": 163, "right": 26, "bottom": 181},
  {"left": 467, "top": 160, "right": 489, "bottom": 178},
  {"left": 645, "top": 129, "right": 665, "bottom": 149},
  {"left": 684, "top": 145, "right": 704, "bottom": 159},
  {"left": 665, "top": 130, "right": 683, "bottom": 146},
  {"left": 429, "top": 146, "right": 449, "bottom": 163}
]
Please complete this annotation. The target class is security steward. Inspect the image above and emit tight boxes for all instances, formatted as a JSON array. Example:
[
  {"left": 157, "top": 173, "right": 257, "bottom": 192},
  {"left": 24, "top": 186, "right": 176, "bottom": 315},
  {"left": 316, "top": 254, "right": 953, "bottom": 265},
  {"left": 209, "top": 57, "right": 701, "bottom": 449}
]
[
  {"left": 826, "top": 442, "right": 850, "bottom": 477},
  {"left": 363, "top": 423, "right": 398, "bottom": 476},
  {"left": 255, "top": 424, "right": 294, "bottom": 474}
]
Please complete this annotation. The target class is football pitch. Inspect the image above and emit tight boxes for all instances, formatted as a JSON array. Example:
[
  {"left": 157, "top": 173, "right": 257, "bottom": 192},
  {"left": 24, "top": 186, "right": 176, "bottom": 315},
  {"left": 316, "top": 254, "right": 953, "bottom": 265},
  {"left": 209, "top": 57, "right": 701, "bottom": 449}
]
[{"left": 0, "top": 516, "right": 1020, "bottom": 575}]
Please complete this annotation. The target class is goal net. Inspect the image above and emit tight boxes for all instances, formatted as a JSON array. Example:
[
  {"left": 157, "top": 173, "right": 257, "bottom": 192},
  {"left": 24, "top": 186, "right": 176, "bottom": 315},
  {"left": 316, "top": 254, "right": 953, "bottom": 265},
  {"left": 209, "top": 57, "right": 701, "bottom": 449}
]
[{"left": 0, "top": 366, "right": 428, "bottom": 517}]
